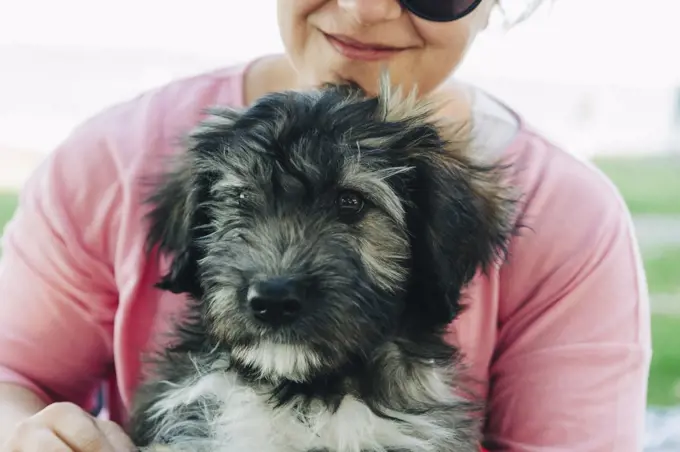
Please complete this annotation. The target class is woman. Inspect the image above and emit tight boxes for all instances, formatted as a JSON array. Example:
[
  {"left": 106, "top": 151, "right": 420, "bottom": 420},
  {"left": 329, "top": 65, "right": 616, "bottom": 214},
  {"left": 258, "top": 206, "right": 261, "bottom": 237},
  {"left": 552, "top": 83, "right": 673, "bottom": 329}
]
[{"left": 0, "top": 0, "right": 651, "bottom": 450}]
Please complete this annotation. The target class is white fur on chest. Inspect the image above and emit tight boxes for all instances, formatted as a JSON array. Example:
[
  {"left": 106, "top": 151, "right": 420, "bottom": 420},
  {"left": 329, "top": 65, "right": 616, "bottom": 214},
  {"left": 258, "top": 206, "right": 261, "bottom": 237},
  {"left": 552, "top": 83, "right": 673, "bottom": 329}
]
[{"left": 148, "top": 370, "right": 451, "bottom": 452}]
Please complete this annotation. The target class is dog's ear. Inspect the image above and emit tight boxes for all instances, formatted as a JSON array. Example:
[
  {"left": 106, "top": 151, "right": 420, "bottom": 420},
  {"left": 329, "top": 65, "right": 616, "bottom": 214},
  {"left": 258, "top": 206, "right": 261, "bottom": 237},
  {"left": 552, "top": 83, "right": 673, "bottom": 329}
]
[
  {"left": 144, "top": 155, "right": 204, "bottom": 295},
  {"left": 405, "top": 148, "right": 517, "bottom": 325},
  {"left": 376, "top": 77, "right": 518, "bottom": 326},
  {"left": 143, "top": 107, "right": 242, "bottom": 296}
]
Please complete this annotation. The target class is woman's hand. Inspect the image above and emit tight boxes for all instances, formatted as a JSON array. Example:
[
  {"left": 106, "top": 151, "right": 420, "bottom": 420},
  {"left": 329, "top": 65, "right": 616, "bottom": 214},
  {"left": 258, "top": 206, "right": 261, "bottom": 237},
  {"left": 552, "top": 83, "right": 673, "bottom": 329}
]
[{"left": 2, "top": 402, "right": 135, "bottom": 451}]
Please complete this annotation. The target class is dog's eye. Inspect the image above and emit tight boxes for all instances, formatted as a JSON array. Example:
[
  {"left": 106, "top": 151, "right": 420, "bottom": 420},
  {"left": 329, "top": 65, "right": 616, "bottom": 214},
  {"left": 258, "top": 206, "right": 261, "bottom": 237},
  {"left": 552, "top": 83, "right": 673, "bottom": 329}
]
[
  {"left": 337, "top": 190, "right": 365, "bottom": 221},
  {"left": 235, "top": 189, "right": 250, "bottom": 206}
]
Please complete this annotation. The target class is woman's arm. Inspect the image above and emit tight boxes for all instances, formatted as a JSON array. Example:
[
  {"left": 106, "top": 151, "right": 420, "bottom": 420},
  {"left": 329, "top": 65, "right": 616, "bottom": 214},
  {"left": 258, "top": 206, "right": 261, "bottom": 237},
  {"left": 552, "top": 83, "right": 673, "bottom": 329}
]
[
  {"left": 0, "top": 117, "right": 122, "bottom": 440},
  {"left": 484, "top": 148, "right": 652, "bottom": 450}
]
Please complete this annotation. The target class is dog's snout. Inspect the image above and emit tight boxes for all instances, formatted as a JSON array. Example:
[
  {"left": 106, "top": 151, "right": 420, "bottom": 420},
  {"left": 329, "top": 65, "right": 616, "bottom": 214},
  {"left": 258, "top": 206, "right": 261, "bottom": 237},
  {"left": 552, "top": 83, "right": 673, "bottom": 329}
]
[{"left": 247, "top": 278, "right": 304, "bottom": 325}]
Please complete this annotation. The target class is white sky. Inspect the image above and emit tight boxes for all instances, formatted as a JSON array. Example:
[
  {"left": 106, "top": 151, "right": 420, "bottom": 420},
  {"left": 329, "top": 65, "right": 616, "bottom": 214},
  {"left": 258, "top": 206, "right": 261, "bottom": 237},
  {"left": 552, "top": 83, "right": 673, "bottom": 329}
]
[{"left": 0, "top": 0, "right": 679, "bottom": 87}]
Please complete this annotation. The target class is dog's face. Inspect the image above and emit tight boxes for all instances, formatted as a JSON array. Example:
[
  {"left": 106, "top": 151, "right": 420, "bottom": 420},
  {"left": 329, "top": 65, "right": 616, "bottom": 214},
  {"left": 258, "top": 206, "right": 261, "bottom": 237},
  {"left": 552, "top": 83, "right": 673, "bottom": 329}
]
[{"left": 145, "top": 81, "right": 515, "bottom": 382}]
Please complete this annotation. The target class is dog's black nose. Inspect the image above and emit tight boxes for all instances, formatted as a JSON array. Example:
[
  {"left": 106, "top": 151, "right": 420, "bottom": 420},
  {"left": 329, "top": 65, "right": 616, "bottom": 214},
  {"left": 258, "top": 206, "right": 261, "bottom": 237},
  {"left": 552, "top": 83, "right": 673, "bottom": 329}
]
[{"left": 247, "top": 278, "right": 304, "bottom": 325}]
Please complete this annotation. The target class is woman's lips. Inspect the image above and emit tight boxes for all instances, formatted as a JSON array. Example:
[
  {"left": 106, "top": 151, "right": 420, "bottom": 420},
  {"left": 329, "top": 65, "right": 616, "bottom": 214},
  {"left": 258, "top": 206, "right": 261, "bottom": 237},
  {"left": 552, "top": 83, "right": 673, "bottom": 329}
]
[{"left": 324, "top": 33, "right": 406, "bottom": 62}]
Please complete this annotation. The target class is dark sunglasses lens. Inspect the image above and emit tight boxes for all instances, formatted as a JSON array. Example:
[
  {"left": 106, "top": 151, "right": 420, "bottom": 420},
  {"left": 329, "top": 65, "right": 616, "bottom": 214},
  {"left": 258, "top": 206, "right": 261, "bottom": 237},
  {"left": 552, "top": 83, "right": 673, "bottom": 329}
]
[{"left": 401, "top": 0, "right": 483, "bottom": 22}]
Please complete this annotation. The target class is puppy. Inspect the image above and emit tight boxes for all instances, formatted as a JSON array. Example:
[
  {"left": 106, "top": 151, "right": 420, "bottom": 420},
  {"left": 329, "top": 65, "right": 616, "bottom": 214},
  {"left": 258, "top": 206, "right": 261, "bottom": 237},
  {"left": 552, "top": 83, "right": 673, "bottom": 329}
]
[{"left": 128, "top": 77, "right": 517, "bottom": 452}]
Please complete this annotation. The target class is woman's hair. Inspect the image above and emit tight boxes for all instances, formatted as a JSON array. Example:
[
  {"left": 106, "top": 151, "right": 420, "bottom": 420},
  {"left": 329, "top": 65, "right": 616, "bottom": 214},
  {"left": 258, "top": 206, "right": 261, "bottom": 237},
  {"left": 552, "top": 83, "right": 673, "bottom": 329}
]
[{"left": 496, "top": 0, "right": 551, "bottom": 26}]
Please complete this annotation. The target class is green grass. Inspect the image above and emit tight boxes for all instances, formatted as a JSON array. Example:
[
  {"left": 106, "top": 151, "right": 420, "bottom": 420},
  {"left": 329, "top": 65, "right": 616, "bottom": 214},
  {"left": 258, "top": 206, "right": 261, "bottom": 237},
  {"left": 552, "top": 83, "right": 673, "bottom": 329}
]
[
  {"left": 592, "top": 153, "right": 679, "bottom": 400},
  {"left": 645, "top": 247, "right": 680, "bottom": 295},
  {"left": 593, "top": 155, "right": 680, "bottom": 215},
  {"left": 649, "top": 314, "right": 680, "bottom": 406},
  {"left": 0, "top": 192, "right": 18, "bottom": 229}
]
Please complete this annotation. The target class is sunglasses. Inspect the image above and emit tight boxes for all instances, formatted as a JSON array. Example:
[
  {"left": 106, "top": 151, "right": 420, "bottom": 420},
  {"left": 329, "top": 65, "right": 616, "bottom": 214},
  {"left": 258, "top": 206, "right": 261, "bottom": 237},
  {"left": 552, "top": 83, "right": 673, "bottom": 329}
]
[{"left": 399, "top": 0, "right": 484, "bottom": 22}]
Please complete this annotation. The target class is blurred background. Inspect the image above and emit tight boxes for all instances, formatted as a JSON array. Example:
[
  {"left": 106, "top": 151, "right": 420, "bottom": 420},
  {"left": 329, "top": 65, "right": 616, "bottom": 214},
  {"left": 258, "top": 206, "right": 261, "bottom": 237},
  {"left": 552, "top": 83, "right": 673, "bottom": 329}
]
[{"left": 0, "top": 0, "right": 678, "bottom": 448}]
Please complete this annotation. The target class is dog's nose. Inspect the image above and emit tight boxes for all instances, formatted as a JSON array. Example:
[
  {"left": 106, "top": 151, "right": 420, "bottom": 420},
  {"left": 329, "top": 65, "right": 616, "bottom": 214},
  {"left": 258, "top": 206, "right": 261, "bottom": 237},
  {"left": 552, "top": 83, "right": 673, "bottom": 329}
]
[{"left": 247, "top": 278, "right": 304, "bottom": 325}]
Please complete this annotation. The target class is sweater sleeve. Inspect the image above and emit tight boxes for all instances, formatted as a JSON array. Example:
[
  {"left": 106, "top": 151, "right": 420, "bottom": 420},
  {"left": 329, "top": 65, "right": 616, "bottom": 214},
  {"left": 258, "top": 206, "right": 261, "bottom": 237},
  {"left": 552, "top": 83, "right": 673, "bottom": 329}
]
[
  {"left": 483, "top": 144, "right": 652, "bottom": 451},
  {"left": 0, "top": 116, "right": 121, "bottom": 409}
]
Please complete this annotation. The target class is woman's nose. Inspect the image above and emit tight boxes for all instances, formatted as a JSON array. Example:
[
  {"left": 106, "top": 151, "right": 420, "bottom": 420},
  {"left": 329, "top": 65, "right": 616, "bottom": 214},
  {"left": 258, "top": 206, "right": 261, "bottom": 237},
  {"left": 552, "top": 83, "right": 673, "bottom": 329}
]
[{"left": 337, "top": 0, "right": 402, "bottom": 25}]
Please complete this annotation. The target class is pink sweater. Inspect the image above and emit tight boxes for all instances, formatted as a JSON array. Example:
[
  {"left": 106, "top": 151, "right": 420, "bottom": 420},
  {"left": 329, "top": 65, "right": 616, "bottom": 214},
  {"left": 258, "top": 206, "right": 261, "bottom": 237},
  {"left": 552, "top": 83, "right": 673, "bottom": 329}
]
[{"left": 0, "top": 61, "right": 651, "bottom": 450}]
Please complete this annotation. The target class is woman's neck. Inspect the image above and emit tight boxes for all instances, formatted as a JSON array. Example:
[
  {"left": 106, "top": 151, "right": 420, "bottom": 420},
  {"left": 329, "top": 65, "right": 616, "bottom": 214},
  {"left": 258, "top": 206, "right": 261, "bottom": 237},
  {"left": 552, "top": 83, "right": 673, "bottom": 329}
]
[
  {"left": 243, "top": 54, "right": 300, "bottom": 106},
  {"left": 241, "top": 54, "right": 516, "bottom": 151}
]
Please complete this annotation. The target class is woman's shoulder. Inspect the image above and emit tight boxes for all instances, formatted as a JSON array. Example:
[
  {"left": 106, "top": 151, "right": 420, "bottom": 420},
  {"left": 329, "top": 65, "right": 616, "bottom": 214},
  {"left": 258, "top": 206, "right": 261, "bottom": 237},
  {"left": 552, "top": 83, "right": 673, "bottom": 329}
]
[
  {"left": 466, "top": 85, "right": 630, "bottom": 228},
  {"left": 77, "top": 60, "right": 251, "bottom": 169},
  {"left": 470, "top": 88, "right": 642, "bottom": 318},
  {"left": 504, "top": 115, "right": 631, "bottom": 233},
  {"left": 26, "top": 60, "right": 250, "bottom": 200},
  {"left": 48, "top": 60, "right": 250, "bottom": 169},
  {"left": 15, "top": 61, "right": 252, "bottom": 259}
]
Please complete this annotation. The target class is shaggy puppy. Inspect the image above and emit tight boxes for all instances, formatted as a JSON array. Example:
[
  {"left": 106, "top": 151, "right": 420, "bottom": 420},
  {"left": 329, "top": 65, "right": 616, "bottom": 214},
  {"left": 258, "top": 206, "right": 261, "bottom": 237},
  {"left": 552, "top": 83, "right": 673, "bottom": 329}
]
[{"left": 128, "top": 78, "right": 517, "bottom": 452}]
